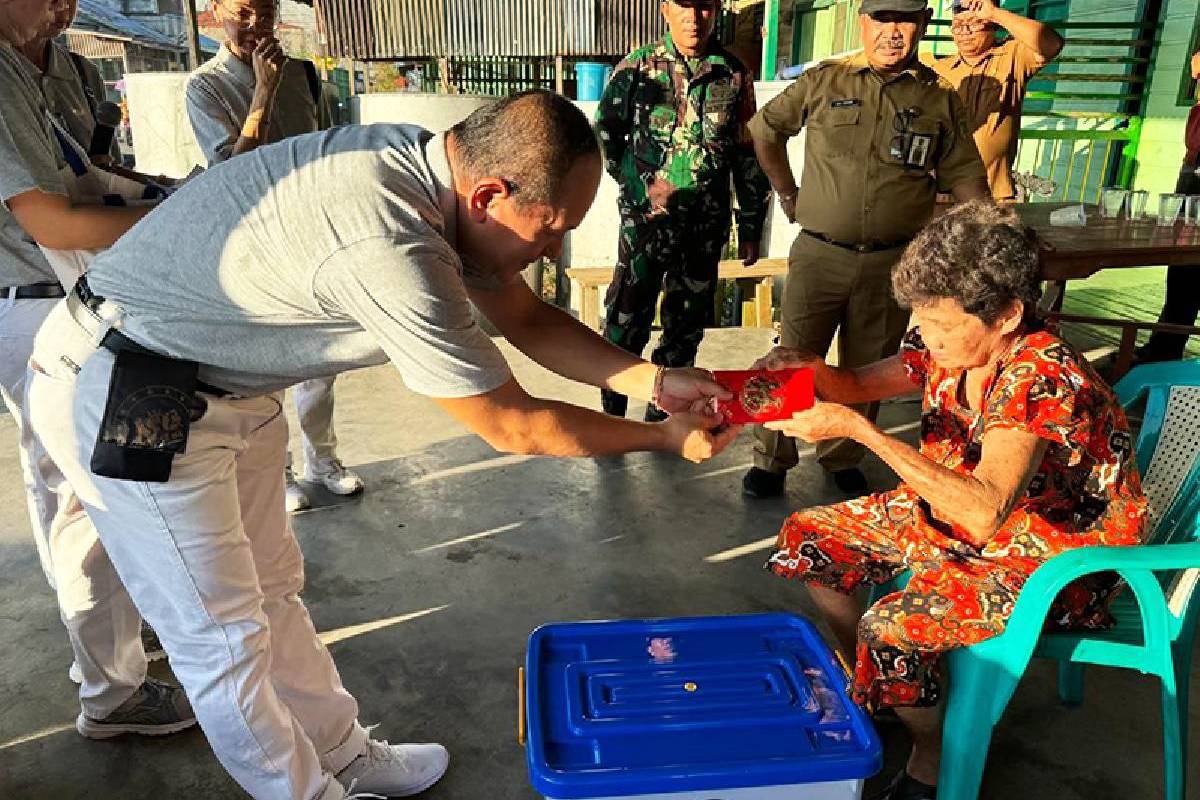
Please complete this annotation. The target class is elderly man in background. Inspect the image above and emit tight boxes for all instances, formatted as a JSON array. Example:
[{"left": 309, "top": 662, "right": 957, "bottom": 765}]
[
  {"left": 927, "top": 0, "right": 1063, "bottom": 201},
  {"left": 186, "top": 0, "right": 360, "bottom": 514},
  {"left": 742, "top": 0, "right": 989, "bottom": 501}
]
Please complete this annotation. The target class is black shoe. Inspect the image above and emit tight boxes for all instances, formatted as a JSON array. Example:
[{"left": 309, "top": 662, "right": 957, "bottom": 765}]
[
  {"left": 141, "top": 622, "right": 166, "bottom": 662},
  {"left": 643, "top": 405, "right": 669, "bottom": 423},
  {"left": 868, "top": 770, "right": 937, "bottom": 800},
  {"left": 601, "top": 390, "right": 628, "bottom": 418},
  {"left": 1132, "top": 343, "right": 1183, "bottom": 365},
  {"left": 831, "top": 467, "right": 870, "bottom": 496},
  {"left": 742, "top": 467, "right": 785, "bottom": 498}
]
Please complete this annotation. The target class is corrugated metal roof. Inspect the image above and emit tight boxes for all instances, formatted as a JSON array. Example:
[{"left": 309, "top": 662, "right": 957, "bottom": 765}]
[
  {"left": 73, "top": 0, "right": 179, "bottom": 48},
  {"left": 314, "top": 0, "right": 665, "bottom": 60},
  {"left": 70, "top": 0, "right": 222, "bottom": 54}
]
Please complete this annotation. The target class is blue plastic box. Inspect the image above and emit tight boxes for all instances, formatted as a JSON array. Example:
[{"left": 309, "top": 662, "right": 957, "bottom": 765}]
[{"left": 524, "top": 613, "right": 882, "bottom": 800}]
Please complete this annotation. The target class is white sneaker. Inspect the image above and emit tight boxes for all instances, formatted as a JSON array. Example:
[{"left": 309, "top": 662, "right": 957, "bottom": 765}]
[
  {"left": 309, "top": 459, "right": 364, "bottom": 496},
  {"left": 285, "top": 465, "right": 311, "bottom": 513},
  {"left": 68, "top": 661, "right": 83, "bottom": 684},
  {"left": 335, "top": 738, "right": 449, "bottom": 797}
]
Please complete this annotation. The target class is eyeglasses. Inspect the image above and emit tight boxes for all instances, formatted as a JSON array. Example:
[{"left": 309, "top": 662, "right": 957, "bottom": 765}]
[{"left": 216, "top": 0, "right": 278, "bottom": 31}]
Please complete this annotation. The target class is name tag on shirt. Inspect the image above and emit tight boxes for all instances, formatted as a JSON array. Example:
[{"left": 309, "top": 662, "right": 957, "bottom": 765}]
[{"left": 831, "top": 98, "right": 861, "bottom": 108}]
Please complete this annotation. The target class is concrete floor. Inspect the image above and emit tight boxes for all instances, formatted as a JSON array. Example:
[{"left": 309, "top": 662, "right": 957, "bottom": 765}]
[{"left": 0, "top": 328, "right": 1196, "bottom": 800}]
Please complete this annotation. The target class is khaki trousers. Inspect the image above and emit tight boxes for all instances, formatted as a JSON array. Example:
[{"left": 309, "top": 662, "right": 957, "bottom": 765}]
[{"left": 753, "top": 233, "right": 911, "bottom": 474}]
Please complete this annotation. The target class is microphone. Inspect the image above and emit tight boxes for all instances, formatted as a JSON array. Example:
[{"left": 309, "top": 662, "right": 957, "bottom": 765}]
[{"left": 89, "top": 100, "right": 122, "bottom": 157}]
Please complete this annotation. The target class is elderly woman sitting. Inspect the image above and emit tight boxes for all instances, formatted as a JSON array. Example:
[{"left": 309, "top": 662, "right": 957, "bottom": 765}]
[{"left": 762, "top": 201, "right": 1147, "bottom": 800}]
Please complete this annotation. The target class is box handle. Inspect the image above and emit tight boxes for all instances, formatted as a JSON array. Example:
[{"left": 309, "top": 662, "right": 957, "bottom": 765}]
[{"left": 517, "top": 666, "right": 527, "bottom": 747}]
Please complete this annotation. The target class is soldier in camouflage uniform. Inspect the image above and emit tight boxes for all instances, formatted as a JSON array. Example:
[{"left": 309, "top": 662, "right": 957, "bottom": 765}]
[{"left": 596, "top": 0, "right": 771, "bottom": 420}]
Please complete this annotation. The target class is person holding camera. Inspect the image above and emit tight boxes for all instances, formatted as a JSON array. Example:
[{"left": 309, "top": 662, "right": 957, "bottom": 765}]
[
  {"left": 742, "top": 0, "right": 989, "bottom": 501},
  {"left": 926, "top": 0, "right": 1063, "bottom": 201}
]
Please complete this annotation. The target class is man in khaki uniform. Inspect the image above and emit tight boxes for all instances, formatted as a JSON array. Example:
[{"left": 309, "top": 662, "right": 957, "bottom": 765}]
[
  {"left": 927, "top": 0, "right": 1063, "bottom": 201},
  {"left": 743, "top": 0, "right": 989, "bottom": 500}
]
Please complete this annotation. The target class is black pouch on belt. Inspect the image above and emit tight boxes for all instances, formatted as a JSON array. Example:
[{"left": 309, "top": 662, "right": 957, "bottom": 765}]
[{"left": 90, "top": 349, "right": 205, "bottom": 483}]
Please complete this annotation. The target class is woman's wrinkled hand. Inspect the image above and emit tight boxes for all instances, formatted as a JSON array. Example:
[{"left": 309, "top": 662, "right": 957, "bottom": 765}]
[
  {"left": 751, "top": 346, "right": 825, "bottom": 372},
  {"left": 763, "top": 401, "right": 864, "bottom": 443}
]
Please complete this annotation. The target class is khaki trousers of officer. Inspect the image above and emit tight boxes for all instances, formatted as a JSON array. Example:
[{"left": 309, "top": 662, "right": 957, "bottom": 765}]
[{"left": 753, "top": 233, "right": 911, "bottom": 474}]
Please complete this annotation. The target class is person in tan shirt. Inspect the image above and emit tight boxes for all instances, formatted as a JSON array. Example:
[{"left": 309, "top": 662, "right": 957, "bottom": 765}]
[
  {"left": 743, "top": 0, "right": 989, "bottom": 500},
  {"left": 927, "top": 0, "right": 1063, "bottom": 200}
]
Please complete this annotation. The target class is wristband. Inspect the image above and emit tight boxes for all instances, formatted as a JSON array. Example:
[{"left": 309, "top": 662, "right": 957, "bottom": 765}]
[{"left": 650, "top": 365, "right": 667, "bottom": 411}]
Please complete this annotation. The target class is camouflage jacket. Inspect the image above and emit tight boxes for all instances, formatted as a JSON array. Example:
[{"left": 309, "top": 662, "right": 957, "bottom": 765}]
[{"left": 596, "top": 33, "right": 771, "bottom": 241}]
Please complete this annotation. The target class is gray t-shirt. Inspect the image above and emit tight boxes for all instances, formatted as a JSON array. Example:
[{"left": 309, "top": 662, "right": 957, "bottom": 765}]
[
  {"left": 0, "top": 41, "right": 67, "bottom": 288},
  {"left": 185, "top": 44, "right": 330, "bottom": 166},
  {"left": 30, "top": 42, "right": 119, "bottom": 160},
  {"left": 86, "top": 124, "right": 513, "bottom": 399}
]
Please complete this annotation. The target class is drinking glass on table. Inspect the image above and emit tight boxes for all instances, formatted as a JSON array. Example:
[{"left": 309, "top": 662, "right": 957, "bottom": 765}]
[
  {"left": 1158, "top": 193, "right": 1185, "bottom": 226},
  {"left": 1100, "top": 187, "right": 1129, "bottom": 218},
  {"left": 1128, "top": 189, "right": 1149, "bottom": 220},
  {"left": 1186, "top": 195, "right": 1200, "bottom": 227}
]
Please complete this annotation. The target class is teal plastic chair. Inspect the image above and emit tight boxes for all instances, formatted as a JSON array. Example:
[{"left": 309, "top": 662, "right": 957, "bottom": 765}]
[{"left": 881, "top": 360, "right": 1200, "bottom": 800}]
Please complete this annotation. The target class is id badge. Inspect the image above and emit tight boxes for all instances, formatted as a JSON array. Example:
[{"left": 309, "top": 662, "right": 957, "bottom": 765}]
[{"left": 906, "top": 133, "right": 933, "bottom": 169}]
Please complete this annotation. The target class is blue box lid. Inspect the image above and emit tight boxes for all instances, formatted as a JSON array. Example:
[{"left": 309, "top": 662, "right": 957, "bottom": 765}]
[{"left": 525, "top": 613, "right": 882, "bottom": 799}]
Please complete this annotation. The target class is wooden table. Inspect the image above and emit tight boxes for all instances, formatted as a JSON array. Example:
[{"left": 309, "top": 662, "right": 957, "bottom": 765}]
[
  {"left": 1015, "top": 202, "right": 1200, "bottom": 376},
  {"left": 1017, "top": 201, "right": 1200, "bottom": 286},
  {"left": 566, "top": 258, "right": 788, "bottom": 332}
]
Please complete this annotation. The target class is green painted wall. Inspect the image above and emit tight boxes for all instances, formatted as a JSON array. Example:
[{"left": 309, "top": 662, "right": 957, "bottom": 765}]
[{"left": 1132, "top": 0, "right": 1198, "bottom": 195}]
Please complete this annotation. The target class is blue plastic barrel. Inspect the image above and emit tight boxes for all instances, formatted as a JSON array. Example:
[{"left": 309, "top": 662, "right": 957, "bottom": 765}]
[{"left": 575, "top": 62, "right": 612, "bottom": 101}]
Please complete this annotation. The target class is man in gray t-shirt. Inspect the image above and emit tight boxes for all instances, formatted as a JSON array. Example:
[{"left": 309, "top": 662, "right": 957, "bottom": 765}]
[
  {"left": 29, "top": 91, "right": 738, "bottom": 800},
  {"left": 186, "top": 0, "right": 352, "bottom": 513}
]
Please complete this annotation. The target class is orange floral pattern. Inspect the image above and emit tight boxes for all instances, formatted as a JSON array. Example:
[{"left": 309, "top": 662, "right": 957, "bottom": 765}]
[{"left": 766, "top": 328, "right": 1147, "bottom": 708}]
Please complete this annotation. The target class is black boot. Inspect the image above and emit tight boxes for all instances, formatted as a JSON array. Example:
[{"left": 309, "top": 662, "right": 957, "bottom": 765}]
[
  {"left": 831, "top": 467, "right": 870, "bottom": 496},
  {"left": 643, "top": 405, "right": 669, "bottom": 423},
  {"left": 601, "top": 389, "right": 628, "bottom": 418},
  {"left": 742, "top": 467, "right": 785, "bottom": 498}
]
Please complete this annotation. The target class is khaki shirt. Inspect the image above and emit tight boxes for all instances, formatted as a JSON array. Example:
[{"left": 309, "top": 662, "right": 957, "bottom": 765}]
[
  {"left": 750, "top": 52, "right": 984, "bottom": 245},
  {"left": 927, "top": 40, "right": 1046, "bottom": 201}
]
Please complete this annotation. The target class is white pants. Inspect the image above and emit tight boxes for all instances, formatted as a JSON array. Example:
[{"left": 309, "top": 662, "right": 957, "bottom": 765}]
[
  {"left": 29, "top": 301, "right": 367, "bottom": 800},
  {"left": 0, "top": 295, "right": 142, "bottom": 716},
  {"left": 293, "top": 377, "right": 338, "bottom": 474}
]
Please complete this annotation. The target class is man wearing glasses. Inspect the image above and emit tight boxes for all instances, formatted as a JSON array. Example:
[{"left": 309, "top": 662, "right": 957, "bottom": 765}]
[
  {"left": 743, "top": 0, "right": 989, "bottom": 502},
  {"left": 186, "top": 0, "right": 362, "bottom": 514},
  {"left": 927, "top": 0, "right": 1063, "bottom": 201}
]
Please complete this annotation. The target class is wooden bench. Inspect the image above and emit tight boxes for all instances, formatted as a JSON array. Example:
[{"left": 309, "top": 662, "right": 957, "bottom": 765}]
[{"left": 565, "top": 258, "right": 788, "bottom": 331}]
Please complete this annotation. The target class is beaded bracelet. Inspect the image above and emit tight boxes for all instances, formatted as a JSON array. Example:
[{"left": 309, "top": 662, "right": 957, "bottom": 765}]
[{"left": 650, "top": 364, "right": 666, "bottom": 411}]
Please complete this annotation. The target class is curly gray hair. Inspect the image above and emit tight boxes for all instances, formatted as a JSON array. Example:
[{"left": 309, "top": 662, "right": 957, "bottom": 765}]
[{"left": 892, "top": 200, "right": 1041, "bottom": 325}]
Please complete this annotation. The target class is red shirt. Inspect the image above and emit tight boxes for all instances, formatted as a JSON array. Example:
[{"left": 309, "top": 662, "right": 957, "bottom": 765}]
[{"left": 899, "top": 327, "right": 1147, "bottom": 563}]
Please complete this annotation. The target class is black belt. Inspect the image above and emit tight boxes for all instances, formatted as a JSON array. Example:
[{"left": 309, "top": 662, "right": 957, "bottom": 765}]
[
  {"left": 72, "top": 279, "right": 232, "bottom": 398},
  {"left": 801, "top": 229, "right": 909, "bottom": 254},
  {"left": 1, "top": 281, "right": 66, "bottom": 300}
]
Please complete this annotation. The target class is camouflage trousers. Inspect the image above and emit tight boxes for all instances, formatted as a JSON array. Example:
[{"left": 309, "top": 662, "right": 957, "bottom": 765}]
[{"left": 601, "top": 209, "right": 729, "bottom": 415}]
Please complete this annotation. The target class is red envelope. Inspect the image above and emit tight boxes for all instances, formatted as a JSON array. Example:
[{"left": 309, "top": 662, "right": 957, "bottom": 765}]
[{"left": 712, "top": 368, "right": 815, "bottom": 424}]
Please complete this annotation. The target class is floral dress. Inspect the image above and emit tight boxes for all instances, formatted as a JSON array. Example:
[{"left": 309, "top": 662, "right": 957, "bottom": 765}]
[{"left": 766, "top": 327, "right": 1148, "bottom": 708}]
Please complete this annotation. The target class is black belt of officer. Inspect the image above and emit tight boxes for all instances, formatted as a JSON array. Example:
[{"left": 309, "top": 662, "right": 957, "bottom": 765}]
[
  {"left": 71, "top": 278, "right": 232, "bottom": 398},
  {"left": 801, "top": 229, "right": 909, "bottom": 254},
  {"left": 1, "top": 281, "right": 67, "bottom": 300}
]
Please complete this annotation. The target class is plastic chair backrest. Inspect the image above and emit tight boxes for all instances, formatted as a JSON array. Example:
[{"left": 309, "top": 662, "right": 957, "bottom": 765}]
[{"left": 1114, "top": 362, "right": 1200, "bottom": 622}]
